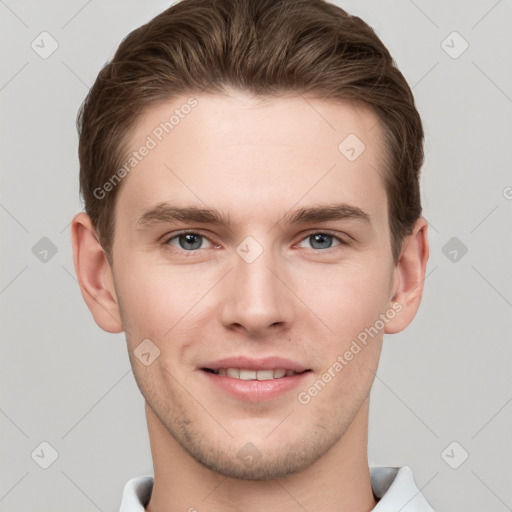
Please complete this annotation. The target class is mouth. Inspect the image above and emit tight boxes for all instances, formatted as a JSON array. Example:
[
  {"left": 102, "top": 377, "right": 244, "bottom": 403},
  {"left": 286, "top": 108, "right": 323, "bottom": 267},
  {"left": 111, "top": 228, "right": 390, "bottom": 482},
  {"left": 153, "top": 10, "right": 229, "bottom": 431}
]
[
  {"left": 202, "top": 368, "right": 310, "bottom": 380},
  {"left": 199, "top": 357, "right": 312, "bottom": 402}
]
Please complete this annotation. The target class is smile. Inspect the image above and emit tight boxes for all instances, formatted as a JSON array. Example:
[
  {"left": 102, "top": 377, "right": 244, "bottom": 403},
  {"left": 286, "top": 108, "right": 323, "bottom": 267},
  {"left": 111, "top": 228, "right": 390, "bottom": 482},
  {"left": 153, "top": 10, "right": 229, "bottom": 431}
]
[{"left": 203, "top": 368, "right": 308, "bottom": 380}]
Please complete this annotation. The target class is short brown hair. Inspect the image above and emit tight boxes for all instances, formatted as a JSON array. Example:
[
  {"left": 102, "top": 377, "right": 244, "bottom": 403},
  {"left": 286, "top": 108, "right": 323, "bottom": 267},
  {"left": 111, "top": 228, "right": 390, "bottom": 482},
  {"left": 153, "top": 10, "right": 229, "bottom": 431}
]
[{"left": 77, "top": 0, "right": 423, "bottom": 263}]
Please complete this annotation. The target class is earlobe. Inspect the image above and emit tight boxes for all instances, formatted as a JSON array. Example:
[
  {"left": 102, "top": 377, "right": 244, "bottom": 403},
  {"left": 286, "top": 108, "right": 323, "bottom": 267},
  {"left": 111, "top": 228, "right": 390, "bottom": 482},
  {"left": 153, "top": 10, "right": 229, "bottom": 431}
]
[
  {"left": 71, "top": 212, "right": 124, "bottom": 333},
  {"left": 385, "top": 217, "right": 429, "bottom": 334}
]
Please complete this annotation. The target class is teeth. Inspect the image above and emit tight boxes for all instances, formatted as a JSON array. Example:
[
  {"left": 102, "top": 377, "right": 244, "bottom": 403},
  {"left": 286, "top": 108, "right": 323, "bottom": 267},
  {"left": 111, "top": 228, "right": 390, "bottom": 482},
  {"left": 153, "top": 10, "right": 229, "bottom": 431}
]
[
  {"left": 212, "top": 368, "right": 298, "bottom": 380},
  {"left": 256, "top": 370, "right": 274, "bottom": 380},
  {"left": 239, "top": 369, "right": 257, "bottom": 380}
]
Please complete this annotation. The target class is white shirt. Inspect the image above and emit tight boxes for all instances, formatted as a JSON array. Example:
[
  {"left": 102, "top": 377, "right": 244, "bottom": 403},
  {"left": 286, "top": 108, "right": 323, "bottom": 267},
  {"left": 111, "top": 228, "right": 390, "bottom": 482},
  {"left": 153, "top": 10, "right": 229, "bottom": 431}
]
[{"left": 119, "top": 466, "right": 435, "bottom": 511}]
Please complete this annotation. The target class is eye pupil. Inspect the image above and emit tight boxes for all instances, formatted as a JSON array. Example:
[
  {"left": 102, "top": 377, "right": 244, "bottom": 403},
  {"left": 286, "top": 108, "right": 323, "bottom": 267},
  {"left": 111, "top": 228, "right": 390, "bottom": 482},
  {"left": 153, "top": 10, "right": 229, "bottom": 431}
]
[
  {"left": 310, "top": 233, "right": 332, "bottom": 249},
  {"left": 179, "top": 233, "right": 202, "bottom": 250}
]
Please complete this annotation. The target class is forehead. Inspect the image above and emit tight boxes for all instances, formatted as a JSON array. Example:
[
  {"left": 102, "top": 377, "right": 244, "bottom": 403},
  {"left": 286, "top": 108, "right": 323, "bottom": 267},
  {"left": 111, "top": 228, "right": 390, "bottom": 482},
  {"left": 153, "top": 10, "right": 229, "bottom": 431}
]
[{"left": 116, "top": 91, "right": 388, "bottom": 226}]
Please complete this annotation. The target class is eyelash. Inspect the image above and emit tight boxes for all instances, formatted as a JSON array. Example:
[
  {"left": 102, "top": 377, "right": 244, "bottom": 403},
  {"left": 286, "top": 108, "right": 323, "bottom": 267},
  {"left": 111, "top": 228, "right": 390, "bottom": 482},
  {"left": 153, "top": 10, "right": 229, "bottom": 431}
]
[{"left": 162, "top": 230, "right": 348, "bottom": 257}]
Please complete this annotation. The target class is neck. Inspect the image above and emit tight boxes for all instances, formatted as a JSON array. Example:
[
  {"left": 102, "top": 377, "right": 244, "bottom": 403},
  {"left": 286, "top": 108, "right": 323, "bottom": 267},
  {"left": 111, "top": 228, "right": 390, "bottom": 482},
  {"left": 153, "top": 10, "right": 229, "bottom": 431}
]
[{"left": 144, "top": 400, "right": 377, "bottom": 512}]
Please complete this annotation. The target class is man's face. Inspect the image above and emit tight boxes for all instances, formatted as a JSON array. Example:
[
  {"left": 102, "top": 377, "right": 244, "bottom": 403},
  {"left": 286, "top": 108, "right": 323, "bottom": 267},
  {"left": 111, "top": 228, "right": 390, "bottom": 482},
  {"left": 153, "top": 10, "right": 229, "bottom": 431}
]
[{"left": 110, "top": 90, "right": 397, "bottom": 479}]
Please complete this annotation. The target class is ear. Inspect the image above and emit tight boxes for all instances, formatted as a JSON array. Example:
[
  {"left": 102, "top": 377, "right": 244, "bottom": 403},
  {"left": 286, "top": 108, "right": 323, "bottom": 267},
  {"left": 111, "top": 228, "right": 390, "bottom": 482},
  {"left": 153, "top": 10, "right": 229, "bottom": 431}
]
[
  {"left": 71, "top": 212, "right": 123, "bottom": 333},
  {"left": 385, "top": 217, "right": 429, "bottom": 334}
]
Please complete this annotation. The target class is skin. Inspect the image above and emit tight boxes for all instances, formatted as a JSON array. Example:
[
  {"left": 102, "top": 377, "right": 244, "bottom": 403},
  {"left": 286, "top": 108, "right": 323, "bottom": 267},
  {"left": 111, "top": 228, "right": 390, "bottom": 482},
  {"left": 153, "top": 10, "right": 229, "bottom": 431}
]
[{"left": 72, "top": 89, "right": 429, "bottom": 512}]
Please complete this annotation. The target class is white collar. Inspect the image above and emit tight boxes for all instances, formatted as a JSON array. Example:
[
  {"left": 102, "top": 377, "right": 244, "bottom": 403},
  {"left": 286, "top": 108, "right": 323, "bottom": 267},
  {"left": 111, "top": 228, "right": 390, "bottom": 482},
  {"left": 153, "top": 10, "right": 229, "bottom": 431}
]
[{"left": 119, "top": 466, "right": 434, "bottom": 511}]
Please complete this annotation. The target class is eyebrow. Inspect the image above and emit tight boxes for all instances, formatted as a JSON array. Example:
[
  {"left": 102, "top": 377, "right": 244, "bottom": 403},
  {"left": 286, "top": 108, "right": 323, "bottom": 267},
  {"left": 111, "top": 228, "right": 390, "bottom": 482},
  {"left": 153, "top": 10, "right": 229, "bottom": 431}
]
[{"left": 135, "top": 202, "right": 371, "bottom": 229}]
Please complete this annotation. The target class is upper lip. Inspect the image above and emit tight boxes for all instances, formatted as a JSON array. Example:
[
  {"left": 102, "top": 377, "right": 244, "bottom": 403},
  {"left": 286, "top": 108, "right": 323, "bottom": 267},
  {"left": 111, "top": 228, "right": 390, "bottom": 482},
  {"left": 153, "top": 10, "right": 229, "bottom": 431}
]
[{"left": 201, "top": 356, "right": 309, "bottom": 372}]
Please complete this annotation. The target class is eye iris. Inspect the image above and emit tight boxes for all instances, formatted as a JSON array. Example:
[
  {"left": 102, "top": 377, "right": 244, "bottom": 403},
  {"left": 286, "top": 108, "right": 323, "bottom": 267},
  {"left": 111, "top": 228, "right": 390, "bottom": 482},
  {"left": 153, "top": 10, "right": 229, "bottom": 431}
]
[
  {"left": 310, "top": 233, "right": 332, "bottom": 249},
  {"left": 179, "top": 233, "right": 202, "bottom": 250}
]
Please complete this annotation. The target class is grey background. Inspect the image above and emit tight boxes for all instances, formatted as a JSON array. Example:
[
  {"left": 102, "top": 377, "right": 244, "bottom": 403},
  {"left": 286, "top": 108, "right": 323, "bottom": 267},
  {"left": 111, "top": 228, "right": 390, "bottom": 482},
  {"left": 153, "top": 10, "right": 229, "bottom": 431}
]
[{"left": 1, "top": 0, "right": 511, "bottom": 511}]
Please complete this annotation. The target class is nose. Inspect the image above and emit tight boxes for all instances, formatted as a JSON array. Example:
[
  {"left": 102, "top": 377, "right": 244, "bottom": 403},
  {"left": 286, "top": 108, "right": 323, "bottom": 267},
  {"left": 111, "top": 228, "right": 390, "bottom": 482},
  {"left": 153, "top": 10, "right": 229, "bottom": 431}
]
[{"left": 218, "top": 245, "right": 294, "bottom": 337}]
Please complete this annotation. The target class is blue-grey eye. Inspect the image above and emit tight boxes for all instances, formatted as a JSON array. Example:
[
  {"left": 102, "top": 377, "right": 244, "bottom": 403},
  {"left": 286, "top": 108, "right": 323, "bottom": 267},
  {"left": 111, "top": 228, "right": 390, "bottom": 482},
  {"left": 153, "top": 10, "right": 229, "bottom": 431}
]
[
  {"left": 179, "top": 233, "right": 202, "bottom": 250},
  {"left": 298, "top": 233, "right": 341, "bottom": 250},
  {"left": 310, "top": 233, "right": 333, "bottom": 249},
  {"left": 168, "top": 233, "right": 209, "bottom": 251}
]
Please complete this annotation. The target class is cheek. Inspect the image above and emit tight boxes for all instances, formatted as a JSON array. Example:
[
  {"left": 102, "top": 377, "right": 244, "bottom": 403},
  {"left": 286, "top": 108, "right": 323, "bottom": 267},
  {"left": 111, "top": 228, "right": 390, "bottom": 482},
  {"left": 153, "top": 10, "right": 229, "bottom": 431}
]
[
  {"left": 297, "top": 259, "right": 392, "bottom": 338},
  {"left": 115, "top": 259, "right": 214, "bottom": 342}
]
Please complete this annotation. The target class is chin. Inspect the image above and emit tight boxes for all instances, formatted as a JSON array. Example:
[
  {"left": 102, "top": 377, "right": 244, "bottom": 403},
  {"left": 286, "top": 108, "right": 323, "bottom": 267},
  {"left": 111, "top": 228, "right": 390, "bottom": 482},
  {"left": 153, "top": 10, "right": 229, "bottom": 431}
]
[
  {"left": 193, "top": 448, "right": 317, "bottom": 481},
  {"left": 178, "top": 427, "right": 342, "bottom": 481}
]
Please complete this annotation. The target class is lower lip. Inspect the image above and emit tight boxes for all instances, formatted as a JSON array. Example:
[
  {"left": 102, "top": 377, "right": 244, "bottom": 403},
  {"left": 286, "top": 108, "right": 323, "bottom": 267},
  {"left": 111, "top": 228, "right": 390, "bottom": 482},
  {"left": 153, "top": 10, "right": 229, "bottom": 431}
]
[{"left": 200, "top": 370, "right": 311, "bottom": 402}]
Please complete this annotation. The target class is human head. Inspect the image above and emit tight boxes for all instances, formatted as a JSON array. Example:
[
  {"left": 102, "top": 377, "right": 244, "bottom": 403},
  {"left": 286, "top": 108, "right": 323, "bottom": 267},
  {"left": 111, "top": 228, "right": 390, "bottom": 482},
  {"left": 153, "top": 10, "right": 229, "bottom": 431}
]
[
  {"left": 77, "top": 0, "right": 424, "bottom": 264},
  {"left": 72, "top": 0, "right": 429, "bottom": 484}
]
